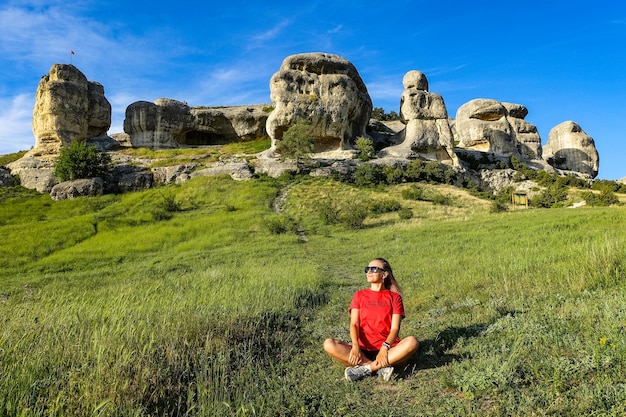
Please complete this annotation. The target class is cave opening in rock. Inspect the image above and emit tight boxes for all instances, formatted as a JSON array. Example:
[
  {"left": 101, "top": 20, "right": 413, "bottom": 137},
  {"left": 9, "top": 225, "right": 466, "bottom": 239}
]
[{"left": 180, "top": 130, "right": 230, "bottom": 146}]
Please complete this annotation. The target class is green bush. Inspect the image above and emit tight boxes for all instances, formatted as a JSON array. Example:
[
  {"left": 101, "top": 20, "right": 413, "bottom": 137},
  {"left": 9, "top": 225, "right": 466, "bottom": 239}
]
[
  {"left": 369, "top": 199, "right": 402, "bottom": 215},
  {"left": 54, "top": 141, "right": 112, "bottom": 181},
  {"left": 353, "top": 163, "right": 384, "bottom": 188},
  {"left": 340, "top": 204, "right": 368, "bottom": 229},
  {"left": 354, "top": 137, "right": 375, "bottom": 161},
  {"left": 317, "top": 198, "right": 340, "bottom": 225},
  {"left": 275, "top": 120, "right": 315, "bottom": 162},
  {"left": 583, "top": 190, "right": 621, "bottom": 206},
  {"left": 530, "top": 184, "right": 569, "bottom": 208},
  {"left": 398, "top": 207, "right": 413, "bottom": 219}
]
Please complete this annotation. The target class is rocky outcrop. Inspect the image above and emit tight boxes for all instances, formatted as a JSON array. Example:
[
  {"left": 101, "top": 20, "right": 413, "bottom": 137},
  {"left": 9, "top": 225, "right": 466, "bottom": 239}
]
[
  {"left": 543, "top": 121, "right": 599, "bottom": 178},
  {"left": 379, "top": 70, "right": 457, "bottom": 165},
  {"left": 124, "top": 99, "right": 194, "bottom": 148},
  {"left": 124, "top": 100, "right": 270, "bottom": 148},
  {"left": 6, "top": 156, "right": 57, "bottom": 193},
  {"left": 189, "top": 106, "right": 270, "bottom": 145},
  {"left": 50, "top": 178, "right": 104, "bottom": 201},
  {"left": 502, "top": 103, "right": 542, "bottom": 159},
  {"left": 456, "top": 99, "right": 535, "bottom": 157},
  {"left": 30, "top": 64, "right": 111, "bottom": 159},
  {"left": 265, "top": 53, "right": 372, "bottom": 156}
]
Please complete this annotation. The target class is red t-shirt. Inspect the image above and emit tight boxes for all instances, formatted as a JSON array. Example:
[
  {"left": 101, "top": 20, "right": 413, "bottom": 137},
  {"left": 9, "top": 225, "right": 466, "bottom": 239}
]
[{"left": 349, "top": 288, "right": 405, "bottom": 351}]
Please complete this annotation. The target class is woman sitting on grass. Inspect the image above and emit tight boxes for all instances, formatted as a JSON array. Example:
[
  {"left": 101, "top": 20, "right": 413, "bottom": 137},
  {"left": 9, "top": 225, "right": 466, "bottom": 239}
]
[{"left": 323, "top": 257, "right": 419, "bottom": 381}]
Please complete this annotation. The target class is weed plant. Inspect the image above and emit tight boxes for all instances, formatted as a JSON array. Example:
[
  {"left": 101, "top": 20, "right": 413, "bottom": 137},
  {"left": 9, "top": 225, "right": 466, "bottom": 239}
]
[{"left": 1, "top": 174, "right": 626, "bottom": 416}]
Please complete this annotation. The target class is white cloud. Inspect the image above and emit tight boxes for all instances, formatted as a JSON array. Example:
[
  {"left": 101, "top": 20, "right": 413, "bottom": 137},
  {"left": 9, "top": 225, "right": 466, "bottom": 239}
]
[
  {"left": 0, "top": 94, "right": 35, "bottom": 154},
  {"left": 250, "top": 19, "right": 291, "bottom": 43}
]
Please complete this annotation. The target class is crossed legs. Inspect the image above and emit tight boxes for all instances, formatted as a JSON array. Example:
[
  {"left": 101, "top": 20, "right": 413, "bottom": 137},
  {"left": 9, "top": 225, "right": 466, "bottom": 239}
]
[{"left": 323, "top": 336, "right": 419, "bottom": 372}]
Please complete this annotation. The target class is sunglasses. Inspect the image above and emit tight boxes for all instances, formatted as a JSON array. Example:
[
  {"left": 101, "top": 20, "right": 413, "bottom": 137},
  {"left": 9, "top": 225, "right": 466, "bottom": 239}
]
[{"left": 364, "top": 266, "right": 385, "bottom": 273}]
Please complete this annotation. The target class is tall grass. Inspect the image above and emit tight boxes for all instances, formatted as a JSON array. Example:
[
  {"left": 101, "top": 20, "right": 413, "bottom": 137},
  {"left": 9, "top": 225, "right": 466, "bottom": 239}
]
[{"left": 1, "top": 174, "right": 626, "bottom": 416}]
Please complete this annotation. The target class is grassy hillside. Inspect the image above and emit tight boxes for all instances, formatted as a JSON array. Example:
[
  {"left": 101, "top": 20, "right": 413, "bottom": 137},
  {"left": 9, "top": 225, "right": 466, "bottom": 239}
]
[{"left": 1, "top": 170, "right": 626, "bottom": 416}]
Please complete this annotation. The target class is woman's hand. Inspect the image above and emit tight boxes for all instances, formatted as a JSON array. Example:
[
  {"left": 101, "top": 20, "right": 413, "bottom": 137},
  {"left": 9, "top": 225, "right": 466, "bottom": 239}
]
[
  {"left": 349, "top": 345, "right": 362, "bottom": 365},
  {"left": 375, "top": 348, "right": 389, "bottom": 368}
]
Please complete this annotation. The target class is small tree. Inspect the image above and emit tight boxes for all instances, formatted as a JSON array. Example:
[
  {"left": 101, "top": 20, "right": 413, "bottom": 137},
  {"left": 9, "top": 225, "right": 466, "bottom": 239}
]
[
  {"left": 54, "top": 140, "right": 112, "bottom": 181},
  {"left": 276, "top": 120, "right": 315, "bottom": 162},
  {"left": 355, "top": 136, "right": 375, "bottom": 161}
]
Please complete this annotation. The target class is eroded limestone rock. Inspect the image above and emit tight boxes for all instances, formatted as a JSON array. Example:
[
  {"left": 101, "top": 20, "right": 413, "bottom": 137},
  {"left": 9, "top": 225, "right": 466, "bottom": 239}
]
[
  {"left": 30, "top": 64, "right": 111, "bottom": 159},
  {"left": 543, "top": 121, "right": 599, "bottom": 178},
  {"left": 50, "top": 177, "right": 104, "bottom": 201},
  {"left": 455, "top": 99, "right": 542, "bottom": 160},
  {"left": 265, "top": 52, "right": 372, "bottom": 156},
  {"left": 124, "top": 100, "right": 269, "bottom": 148},
  {"left": 379, "top": 70, "right": 457, "bottom": 165}
]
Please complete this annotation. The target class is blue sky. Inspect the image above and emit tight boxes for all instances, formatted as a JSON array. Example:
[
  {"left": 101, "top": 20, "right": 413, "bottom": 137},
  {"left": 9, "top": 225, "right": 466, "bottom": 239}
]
[{"left": 1, "top": 0, "right": 624, "bottom": 179}]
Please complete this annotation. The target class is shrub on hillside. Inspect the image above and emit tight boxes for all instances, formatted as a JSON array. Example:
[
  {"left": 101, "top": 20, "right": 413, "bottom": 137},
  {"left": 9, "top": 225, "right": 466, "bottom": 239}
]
[
  {"left": 353, "top": 164, "right": 384, "bottom": 188},
  {"left": 54, "top": 141, "right": 112, "bottom": 182},
  {"left": 582, "top": 190, "right": 620, "bottom": 206},
  {"left": 275, "top": 120, "right": 315, "bottom": 162},
  {"left": 341, "top": 204, "right": 369, "bottom": 229},
  {"left": 354, "top": 137, "right": 375, "bottom": 161},
  {"left": 530, "top": 185, "right": 569, "bottom": 208},
  {"left": 398, "top": 207, "right": 413, "bottom": 220},
  {"left": 317, "top": 197, "right": 341, "bottom": 225},
  {"left": 369, "top": 199, "right": 402, "bottom": 215}
]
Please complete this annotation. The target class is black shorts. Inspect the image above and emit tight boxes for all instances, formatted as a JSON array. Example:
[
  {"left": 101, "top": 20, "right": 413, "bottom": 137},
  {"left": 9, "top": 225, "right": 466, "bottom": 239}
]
[{"left": 362, "top": 350, "right": 379, "bottom": 361}]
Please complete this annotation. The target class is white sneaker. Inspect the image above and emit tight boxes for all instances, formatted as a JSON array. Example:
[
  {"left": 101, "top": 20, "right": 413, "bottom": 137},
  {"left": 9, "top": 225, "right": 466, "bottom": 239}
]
[
  {"left": 377, "top": 366, "right": 394, "bottom": 381},
  {"left": 344, "top": 365, "right": 372, "bottom": 382}
]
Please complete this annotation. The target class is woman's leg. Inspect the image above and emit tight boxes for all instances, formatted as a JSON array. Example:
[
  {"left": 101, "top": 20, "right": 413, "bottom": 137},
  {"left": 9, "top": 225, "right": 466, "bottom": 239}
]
[
  {"left": 387, "top": 336, "right": 419, "bottom": 367},
  {"left": 323, "top": 338, "right": 368, "bottom": 367}
]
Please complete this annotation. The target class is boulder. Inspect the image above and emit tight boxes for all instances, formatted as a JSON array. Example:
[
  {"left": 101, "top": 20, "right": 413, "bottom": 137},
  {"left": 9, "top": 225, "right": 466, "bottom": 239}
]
[
  {"left": 543, "top": 121, "right": 599, "bottom": 178},
  {"left": 265, "top": 52, "right": 372, "bottom": 155},
  {"left": 29, "top": 64, "right": 111, "bottom": 159},
  {"left": 379, "top": 70, "right": 457, "bottom": 165},
  {"left": 190, "top": 162, "right": 253, "bottom": 181},
  {"left": 6, "top": 156, "right": 57, "bottom": 193},
  {"left": 105, "top": 165, "right": 153, "bottom": 193},
  {"left": 152, "top": 164, "right": 198, "bottom": 185},
  {"left": 455, "top": 99, "right": 542, "bottom": 160},
  {"left": 50, "top": 177, "right": 104, "bottom": 201}
]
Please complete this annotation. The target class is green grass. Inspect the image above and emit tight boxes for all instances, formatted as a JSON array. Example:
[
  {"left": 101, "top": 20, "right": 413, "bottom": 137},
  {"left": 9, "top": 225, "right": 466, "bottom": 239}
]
[{"left": 1, "top": 175, "right": 626, "bottom": 416}]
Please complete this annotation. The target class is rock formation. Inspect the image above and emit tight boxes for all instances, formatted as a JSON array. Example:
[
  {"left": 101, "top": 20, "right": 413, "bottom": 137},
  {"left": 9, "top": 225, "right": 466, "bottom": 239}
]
[
  {"left": 543, "top": 121, "right": 599, "bottom": 178},
  {"left": 503, "top": 103, "right": 542, "bottom": 160},
  {"left": 379, "top": 70, "right": 457, "bottom": 165},
  {"left": 456, "top": 99, "right": 520, "bottom": 156},
  {"left": 124, "top": 99, "right": 269, "bottom": 148},
  {"left": 50, "top": 177, "right": 104, "bottom": 201},
  {"left": 30, "top": 64, "right": 111, "bottom": 159},
  {"left": 6, "top": 64, "right": 111, "bottom": 193},
  {"left": 265, "top": 52, "right": 372, "bottom": 156},
  {"left": 124, "top": 99, "right": 195, "bottom": 148}
]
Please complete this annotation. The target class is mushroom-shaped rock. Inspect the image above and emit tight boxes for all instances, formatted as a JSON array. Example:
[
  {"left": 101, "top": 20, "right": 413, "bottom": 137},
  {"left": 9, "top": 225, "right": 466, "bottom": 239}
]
[
  {"left": 379, "top": 70, "right": 457, "bottom": 165},
  {"left": 265, "top": 52, "right": 372, "bottom": 155},
  {"left": 543, "top": 121, "right": 599, "bottom": 178}
]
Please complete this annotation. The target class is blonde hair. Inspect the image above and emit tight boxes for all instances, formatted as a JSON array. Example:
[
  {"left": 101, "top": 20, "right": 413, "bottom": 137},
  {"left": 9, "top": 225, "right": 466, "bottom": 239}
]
[{"left": 374, "top": 257, "right": 402, "bottom": 295}]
